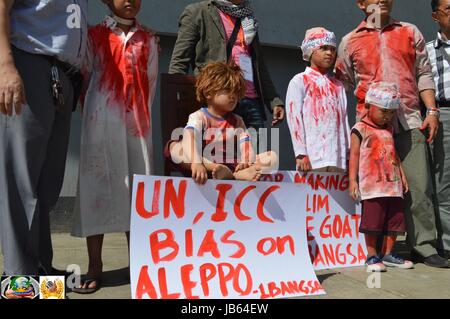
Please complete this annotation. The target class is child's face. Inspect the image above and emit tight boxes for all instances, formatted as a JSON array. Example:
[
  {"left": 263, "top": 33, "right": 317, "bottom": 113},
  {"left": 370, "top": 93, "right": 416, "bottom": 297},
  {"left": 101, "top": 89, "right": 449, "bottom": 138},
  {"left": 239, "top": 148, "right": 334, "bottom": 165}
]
[
  {"left": 432, "top": 0, "right": 450, "bottom": 33},
  {"left": 208, "top": 90, "right": 239, "bottom": 115},
  {"left": 310, "top": 45, "right": 337, "bottom": 71},
  {"left": 357, "top": 0, "right": 393, "bottom": 17},
  {"left": 367, "top": 104, "right": 396, "bottom": 126},
  {"left": 104, "top": 0, "right": 141, "bottom": 19}
]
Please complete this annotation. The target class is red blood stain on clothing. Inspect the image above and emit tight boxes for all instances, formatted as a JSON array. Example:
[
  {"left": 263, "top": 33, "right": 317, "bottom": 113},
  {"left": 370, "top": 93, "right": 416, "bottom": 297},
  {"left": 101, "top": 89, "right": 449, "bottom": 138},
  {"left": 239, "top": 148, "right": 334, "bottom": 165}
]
[
  {"left": 89, "top": 25, "right": 154, "bottom": 137},
  {"left": 302, "top": 71, "right": 342, "bottom": 129},
  {"left": 346, "top": 25, "right": 417, "bottom": 118},
  {"left": 289, "top": 101, "right": 303, "bottom": 143}
]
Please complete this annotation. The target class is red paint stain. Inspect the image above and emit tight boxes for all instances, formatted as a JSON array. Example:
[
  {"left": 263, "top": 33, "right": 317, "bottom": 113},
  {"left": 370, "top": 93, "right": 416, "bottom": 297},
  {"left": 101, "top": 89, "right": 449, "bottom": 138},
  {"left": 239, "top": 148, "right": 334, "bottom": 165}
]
[{"left": 89, "top": 24, "right": 155, "bottom": 137}]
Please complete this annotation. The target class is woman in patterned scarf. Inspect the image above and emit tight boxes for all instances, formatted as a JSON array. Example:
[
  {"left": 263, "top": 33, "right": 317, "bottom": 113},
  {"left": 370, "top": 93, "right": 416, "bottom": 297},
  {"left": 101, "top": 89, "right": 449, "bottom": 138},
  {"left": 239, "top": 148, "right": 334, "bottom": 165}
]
[{"left": 169, "top": 0, "right": 285, "bottom": 133}]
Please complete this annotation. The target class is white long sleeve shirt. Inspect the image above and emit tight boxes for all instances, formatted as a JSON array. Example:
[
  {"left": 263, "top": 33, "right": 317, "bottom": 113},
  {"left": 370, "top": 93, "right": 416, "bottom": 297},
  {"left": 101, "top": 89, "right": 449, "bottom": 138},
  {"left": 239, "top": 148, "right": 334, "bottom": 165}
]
[{"left": 286, "top": 67, "right": 350, "bottom": 170}]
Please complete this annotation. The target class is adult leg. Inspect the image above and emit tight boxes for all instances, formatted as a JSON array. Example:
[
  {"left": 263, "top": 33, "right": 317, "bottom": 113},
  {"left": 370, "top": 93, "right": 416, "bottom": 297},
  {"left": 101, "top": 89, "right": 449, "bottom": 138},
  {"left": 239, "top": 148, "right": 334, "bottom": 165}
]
[
  {"left": 430, "top": 109, "right": 450, "bottom": 254},
  {"left": 233, "top": 98, "right": 266, "bottom": 152},
  {"left": 0, "top": 48, "right": 72, "bottom": 275},
  {"left": 395, "top": 128, "right": 438, "bottom": 258},
  {"left": 73, "top": 235, "right": 104, "bottom": 292}
]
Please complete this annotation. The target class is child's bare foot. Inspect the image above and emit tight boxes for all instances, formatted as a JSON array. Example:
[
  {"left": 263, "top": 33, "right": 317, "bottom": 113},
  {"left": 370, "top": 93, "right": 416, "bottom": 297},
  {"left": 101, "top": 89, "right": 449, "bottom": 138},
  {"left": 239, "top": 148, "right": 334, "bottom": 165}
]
[
  {"left": 234, "top": 165, "right": 262, "bottom": 181},
  {"left": 212, "top": 164, "right": 234, "bottom": 180}
]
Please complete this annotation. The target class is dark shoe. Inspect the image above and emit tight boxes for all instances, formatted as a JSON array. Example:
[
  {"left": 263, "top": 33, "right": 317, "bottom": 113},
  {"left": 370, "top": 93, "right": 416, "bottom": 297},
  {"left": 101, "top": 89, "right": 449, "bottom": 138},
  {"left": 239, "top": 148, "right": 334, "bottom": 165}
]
[
  {"left": 382, "top": 253, "right": 414, "bottom": 269},
  {"left": 438, "top": 250, "right": 450, "bottom": 260},
  {"left": 409, "top": 250, "right": 424, "bottom": 263},
  {"left": 423, "top": 254, "right": 450, "bottom": 268},
  {"left": 71, "top": 278, "right": 102, "bottom": 294}
]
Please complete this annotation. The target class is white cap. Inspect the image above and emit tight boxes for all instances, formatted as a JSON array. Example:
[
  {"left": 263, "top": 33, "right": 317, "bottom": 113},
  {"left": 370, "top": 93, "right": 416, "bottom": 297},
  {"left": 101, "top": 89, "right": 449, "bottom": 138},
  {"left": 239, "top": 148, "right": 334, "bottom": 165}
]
[
  {"left": 365, "top": 82, "right": 401, "bottom": 110},
  {"left": 300, "top": 27, "right": 337, "bottom": 62}
]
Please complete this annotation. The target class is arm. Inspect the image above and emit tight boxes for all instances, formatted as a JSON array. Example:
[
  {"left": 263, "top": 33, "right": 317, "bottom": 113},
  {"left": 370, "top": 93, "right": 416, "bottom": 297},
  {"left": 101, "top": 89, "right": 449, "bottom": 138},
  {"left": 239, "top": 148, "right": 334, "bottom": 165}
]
[
  {"left": 147, "top": 35, "right": 159, "bottom": 109},
  {"left": 420, "top": 89, "right": 439, "bottom": 143},
  {"left": 413, "top": 26, "right": 439, "bottom": 143},
  {"left": 182, "top": 112, "right": 208, "bottom": 184},
  {"left": 335, "top": 36, "right": 356, "bottom": 93},
  {"left": 341, "top": 86, "right": 352, "bottom": 171},
  {"left": 349, "top": 132, "right": 361, "bottom": 201},
  {"left": 285, "top": 76, "right": 310, "bottom": 171},
  {"left": 79, "top": 30, "right": 94, "bottom": 113},
  {"left": 236, "top": 119, "right": 255, "bottom": 171},
  {"left": 182, "top": 128, "right": 208, "bottom": 184},
  {"left": 0, "top": 0, "right": 26, "bottom": 116},
  {"left": 399, "top": 162, "right": 409, "bottom": 194},
  {"left": 168, "top": 5, "right": 199, "bottom": 75}
]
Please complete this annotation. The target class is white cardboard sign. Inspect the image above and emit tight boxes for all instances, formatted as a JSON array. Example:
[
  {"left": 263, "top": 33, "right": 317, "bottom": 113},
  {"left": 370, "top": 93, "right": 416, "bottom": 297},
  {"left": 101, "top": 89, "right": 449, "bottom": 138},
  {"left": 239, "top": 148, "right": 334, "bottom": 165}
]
[{"left": 130, "top": 175, "right": 325, "bottom": 299}]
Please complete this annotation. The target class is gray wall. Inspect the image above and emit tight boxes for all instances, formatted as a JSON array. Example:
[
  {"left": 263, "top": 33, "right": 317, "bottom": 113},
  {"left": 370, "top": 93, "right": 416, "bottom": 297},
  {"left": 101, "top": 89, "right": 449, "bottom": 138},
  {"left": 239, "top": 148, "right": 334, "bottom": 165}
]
[{"left": 60, "top": 0, "right": 438, "bottom": 196}]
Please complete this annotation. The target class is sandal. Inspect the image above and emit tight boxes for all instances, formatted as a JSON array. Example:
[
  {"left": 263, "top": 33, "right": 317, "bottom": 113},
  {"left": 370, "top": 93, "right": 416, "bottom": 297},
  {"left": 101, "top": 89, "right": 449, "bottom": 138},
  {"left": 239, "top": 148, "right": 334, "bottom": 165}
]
[{"left": 71, "top": 278, "right": 102, "bottom": 294}]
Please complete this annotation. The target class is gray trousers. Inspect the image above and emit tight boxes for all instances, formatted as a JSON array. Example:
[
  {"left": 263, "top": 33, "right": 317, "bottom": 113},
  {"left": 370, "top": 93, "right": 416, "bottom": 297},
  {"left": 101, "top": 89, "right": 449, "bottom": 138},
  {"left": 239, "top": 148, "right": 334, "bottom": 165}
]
[
  {"left": 0, "top": 47, "right": 73, "bottom": 275},
  {"left": 395, "top": 127, "right": 438, "bottom": 258},
  {"left": 430, "top": 108, "right": 450, "bottom": 252}
]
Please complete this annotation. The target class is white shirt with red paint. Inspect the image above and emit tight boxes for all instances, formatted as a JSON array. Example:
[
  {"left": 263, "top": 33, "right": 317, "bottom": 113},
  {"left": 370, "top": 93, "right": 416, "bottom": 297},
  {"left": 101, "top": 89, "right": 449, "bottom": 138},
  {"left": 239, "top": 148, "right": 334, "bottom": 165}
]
[
  {"left": 286, "top": 67, "right": 350, "bottom": 170},
  {"left": 73, "top": 16, "right": 158, "bottom": 237},
  {"left": 352, "top": 121, "right": 404, "bottom": 200}
]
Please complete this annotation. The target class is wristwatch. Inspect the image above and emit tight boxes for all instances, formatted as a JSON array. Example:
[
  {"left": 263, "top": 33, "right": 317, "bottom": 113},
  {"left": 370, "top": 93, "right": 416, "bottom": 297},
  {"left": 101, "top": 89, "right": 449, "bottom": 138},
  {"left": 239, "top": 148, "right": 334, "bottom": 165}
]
[{"left": 426, "top": 107, "right": 440, "bottom": 119}]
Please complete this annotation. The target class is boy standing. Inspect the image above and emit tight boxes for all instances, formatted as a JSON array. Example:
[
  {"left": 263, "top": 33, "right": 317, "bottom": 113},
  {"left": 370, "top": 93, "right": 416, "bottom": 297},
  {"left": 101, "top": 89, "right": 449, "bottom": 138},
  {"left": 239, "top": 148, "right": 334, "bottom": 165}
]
[
  {"left": 336, "top": 0, "right": 449, "bottom": 267},
  {"left": 286, "top": 28, "right": 350, "bottom": 173},
  {"left": 428, "top": 0, "right": 450, "bottom": 260},
  {"left": 349, "top": 82, "right": 413, "bottom": 271}
]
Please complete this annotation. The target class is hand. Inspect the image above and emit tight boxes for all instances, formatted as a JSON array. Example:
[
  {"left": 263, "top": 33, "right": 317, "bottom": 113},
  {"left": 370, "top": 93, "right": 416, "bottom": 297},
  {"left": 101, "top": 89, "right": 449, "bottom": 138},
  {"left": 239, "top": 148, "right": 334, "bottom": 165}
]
[
  {"left": 191, "top": 163, "right": 208, "bottom": 185},
  {"left": 0, "top": 63, "right": 26, "bottom": 116},
  {"left": 420, "top": 114, "right": 439, "bottom": 143},
  {"left": 349, "top": 180, "right": 360, "bottom": 201},
  {"left": 235, "top": 162, "right": 251, "bottom": 173},
  {"left": 296, "top": 155, "right": 312, "bottom": 172},
  {"left": 402, "top": 175, "right": 409, "bottom": 194},
  {"left": 271, "top": 105, "right": 285, "bottom": 126}
]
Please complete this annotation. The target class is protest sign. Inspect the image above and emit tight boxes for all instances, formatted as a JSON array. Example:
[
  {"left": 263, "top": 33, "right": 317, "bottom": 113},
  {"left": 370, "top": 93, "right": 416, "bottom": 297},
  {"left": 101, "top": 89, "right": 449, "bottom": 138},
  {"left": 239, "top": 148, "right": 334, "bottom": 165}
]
[
  {"left": 260, "top": 172, "right": 367, "bottom": 270},
  {"left": 130, "top": 175, "right": 325, "bottom": 299}
]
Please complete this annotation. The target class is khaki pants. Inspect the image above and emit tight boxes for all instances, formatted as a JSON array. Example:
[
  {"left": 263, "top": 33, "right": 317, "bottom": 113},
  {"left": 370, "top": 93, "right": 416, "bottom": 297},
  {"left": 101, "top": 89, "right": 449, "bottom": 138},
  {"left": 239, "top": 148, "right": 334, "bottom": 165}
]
[
  {"left": 430, "top": 108, "right": 450, "bottom": 252},
  {"left": 395, "top": 127, "right": 438, "bottom": 258}
]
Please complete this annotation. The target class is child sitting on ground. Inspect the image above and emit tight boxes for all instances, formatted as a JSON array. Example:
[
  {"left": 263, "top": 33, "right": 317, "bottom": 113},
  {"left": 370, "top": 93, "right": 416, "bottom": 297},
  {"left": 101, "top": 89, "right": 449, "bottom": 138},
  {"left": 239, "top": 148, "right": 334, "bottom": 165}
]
[
  {"left": 349, "top": 82, "right": 413, "bottom": 272},
  {"left": 166, "top": 61, "right": 278, "bottom": 184},
  {"left": 286, "top": 27, "right": 350, "bottom": 173}
]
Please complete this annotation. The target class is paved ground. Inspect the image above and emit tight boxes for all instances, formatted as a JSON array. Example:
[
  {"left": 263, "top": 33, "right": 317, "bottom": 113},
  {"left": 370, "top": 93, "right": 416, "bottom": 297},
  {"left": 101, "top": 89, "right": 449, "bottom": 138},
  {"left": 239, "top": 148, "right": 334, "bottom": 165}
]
[{"left": 1, "top": 233, "right": 449, "bottom": 299}]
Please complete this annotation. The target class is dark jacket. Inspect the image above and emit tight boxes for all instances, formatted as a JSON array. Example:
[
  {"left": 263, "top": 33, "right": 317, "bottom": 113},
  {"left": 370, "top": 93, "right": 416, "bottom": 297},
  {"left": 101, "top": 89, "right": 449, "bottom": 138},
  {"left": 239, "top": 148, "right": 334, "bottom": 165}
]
[{"left": 168, "top": 0, "right": 284, "bottom": 117}]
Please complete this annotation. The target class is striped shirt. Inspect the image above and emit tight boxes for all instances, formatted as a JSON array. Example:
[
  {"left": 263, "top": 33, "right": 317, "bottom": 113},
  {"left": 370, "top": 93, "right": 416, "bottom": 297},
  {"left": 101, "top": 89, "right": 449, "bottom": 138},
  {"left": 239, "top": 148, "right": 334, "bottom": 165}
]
[
  {"left": 185, "top": 108, "right": 254, "bottom": 165},
  {"left": 427, "top": 32, "right": 450, "bottom": 106}
]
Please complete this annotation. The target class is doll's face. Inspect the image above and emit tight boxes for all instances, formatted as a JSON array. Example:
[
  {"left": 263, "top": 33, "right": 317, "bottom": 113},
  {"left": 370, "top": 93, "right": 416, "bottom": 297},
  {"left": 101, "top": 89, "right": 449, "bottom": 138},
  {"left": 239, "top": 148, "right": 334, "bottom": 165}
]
[{"left": 206, "top": 90, "right": 240, "bottom": 116}]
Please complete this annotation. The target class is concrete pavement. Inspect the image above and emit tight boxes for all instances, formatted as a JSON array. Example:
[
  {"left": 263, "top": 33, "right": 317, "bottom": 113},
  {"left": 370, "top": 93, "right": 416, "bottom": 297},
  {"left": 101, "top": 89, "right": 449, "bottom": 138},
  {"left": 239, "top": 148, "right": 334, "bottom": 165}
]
[{"left": 1, "top": 233, "right": 449, "bottom": 299}]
